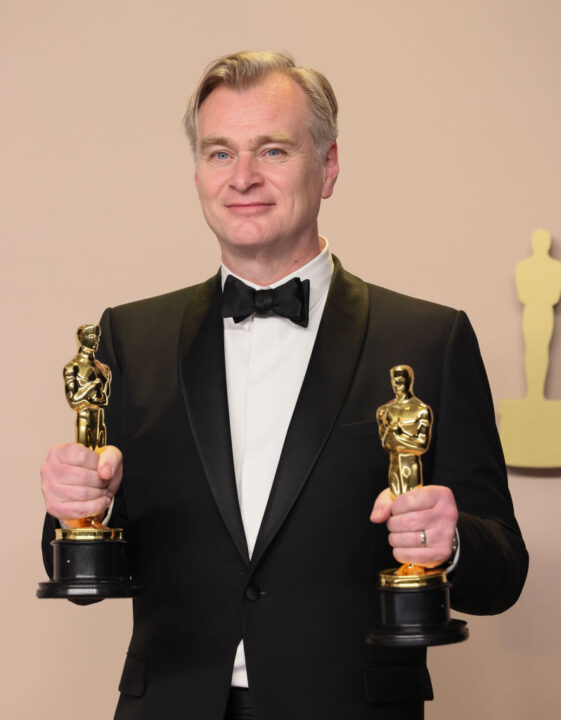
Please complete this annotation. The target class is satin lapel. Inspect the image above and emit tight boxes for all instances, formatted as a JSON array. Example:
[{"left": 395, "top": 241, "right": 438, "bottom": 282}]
[
  {"left": 250, "top": 258, "right": 370, "bottom": 568},
  {"left": 177, "top": 273, "right": 249, "bottom": 564}
]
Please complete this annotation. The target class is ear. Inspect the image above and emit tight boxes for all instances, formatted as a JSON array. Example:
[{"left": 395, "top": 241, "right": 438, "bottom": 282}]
[
  {"left": 194, "top": 166, "right": 199, "bottom": 192},
  {"left": 321, "top": 142, "right": 339, "bottom": 199}
]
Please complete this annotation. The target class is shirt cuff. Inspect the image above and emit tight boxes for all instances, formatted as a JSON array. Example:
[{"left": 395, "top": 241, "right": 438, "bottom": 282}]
[{"left": 445, "top": 527, "right": 460, "bottom": 573}]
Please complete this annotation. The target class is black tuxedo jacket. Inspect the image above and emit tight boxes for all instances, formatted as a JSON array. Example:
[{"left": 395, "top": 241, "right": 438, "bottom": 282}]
[{"left": 43, "top": 258, "right": 528, "bottom": 719}]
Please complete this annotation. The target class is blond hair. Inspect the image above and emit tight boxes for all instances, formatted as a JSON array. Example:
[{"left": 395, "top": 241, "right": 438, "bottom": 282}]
[{"left": 184, "top": 50, "right": 338, "bottom": 157}]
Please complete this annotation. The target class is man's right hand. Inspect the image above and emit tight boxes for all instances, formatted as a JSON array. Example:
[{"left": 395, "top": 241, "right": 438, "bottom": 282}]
[{"left": 40, "top": 444, "right": 123, "bottom": 524}]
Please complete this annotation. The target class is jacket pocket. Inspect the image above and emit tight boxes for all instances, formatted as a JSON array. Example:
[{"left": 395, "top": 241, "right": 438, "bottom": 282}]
[
  {"left": 337, "top": 419, "right": 379, "bottom": 441},
  {"left": 118, "top": 653, "right": 147, "bottom": 698},
  {"left": 363, "top": 663, "right": 433, "bottom": 703}
]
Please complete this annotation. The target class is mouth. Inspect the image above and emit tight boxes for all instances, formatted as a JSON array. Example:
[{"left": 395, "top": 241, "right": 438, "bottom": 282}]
[{"left": 225, "top": 202, "right": 275, "bottom": 215}]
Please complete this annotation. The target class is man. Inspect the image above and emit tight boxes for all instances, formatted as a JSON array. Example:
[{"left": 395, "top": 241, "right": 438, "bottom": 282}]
[{"left": 41, "top": 51, "right": 528, "bottom": 720}]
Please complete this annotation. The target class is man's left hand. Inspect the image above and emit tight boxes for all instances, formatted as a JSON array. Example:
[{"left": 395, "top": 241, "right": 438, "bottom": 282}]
[{"left": 370, "top": 485, "right": 458, "bottom": 568}]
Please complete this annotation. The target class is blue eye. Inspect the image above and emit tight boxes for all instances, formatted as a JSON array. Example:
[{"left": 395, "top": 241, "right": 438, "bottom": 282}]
[
  {"left": 215, "top": 151, "right": 229, "bottom": 160},
  {"left": 265, "top": 148, "right": 283, "bottom": 157}
]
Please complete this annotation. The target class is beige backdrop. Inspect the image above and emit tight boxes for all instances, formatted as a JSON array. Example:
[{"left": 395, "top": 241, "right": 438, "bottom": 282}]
[{"left": 2, "top": 1, "right": 560, "bottom": 717}]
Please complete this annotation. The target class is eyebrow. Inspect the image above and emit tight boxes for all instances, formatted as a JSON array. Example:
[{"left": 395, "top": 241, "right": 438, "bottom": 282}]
[{"left": 198, "top": 133, "right": 297, "bottom": 152}]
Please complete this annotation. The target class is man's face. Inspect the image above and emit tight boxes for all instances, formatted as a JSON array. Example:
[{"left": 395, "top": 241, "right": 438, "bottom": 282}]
[{"left": 194, "top": 73, "right": 338, "bottom": 262}]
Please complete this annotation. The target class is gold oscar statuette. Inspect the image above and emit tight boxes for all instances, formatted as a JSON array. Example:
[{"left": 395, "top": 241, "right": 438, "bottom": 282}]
[
  {"left": 61, "top": 323, "right": 116, "bottom": 535},
  {"left": 367, "top": 365, "right": 468, "bottom": 646},
  {"left": 37, "top": 325, "right": 140, "bottom": 600}
]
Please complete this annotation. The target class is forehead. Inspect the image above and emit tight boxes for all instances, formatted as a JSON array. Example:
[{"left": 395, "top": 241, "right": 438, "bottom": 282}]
[{"left": 196, "top": 74, "right": 312, "bottom": 142}]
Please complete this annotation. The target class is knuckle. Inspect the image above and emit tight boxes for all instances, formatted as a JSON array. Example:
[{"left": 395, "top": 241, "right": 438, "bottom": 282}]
[
  {"left": 441, "top": 505, "right": 458, "bottom": 525},
  {"left": 39, "top": 463, "right": 52, "bottom": 489},
  {"left": 394, "top": 549, "right": 413, "bottom": 564},
  {"left": 423, "top": 559, "right": 439, "bottom": 569},
  {"left": 75, "top": 445, "right": 93, "bottom": 465},
  {"left": 58, "top": 443, "right": 77, "bottom": 461},
  {"left": 44, "top": 500, "right": 58, "bottom": 516},
  {"left": 57, "top": 464, "right": 74, "bottom": 485},
  {"left": 74, "top": 503, "right": 90, "bottom": 518},
  {"left": 76, "top": 485, "right": 91, "bottom": 502},
  {"left": 46, "top": 444, "right": 61, "bottom": 462},
  {"left": 440, "top": 486, "right": 456, "bottom": 506},
  {"left": 402, "top": 514, "right": 417, "bottom": 532}
]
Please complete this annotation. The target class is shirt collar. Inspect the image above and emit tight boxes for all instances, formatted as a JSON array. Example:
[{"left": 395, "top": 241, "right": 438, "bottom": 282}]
[{"left": 220, "top": 236, "right": 333, "bottom": 313}]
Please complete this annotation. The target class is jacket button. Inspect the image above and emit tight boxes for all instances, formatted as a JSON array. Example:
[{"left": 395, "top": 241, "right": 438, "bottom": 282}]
[{"left": 245, "top": 584, "right": 260, "bottom": 601}]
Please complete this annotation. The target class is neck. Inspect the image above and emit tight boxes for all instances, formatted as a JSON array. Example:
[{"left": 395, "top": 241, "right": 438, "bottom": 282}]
[
  {"left": 396, "top": 390, "right": 412, "bottom": 401},
  {"left": 221, "top": 236, "right": 324, "bottom": 286}
]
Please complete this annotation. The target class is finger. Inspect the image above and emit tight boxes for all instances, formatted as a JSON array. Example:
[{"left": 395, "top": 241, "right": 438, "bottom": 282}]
[
  {"left": 389, "top": 523, "right": 457, "bottom": 567},
  {"left": 392, "top": 485, "right": 457, "bottom": 518},
  {"left": 388, "top": 530, "right": 431, "bottom": 549},
  {"left": 47, "top": 494, "right": 112, "bottom": 522},
  {"left": 51, "top": 443, "right": 100, "bottom": 471},
  {"left": 57, "top": 465, "right": 108, "bottom": 489},
  {"left": 50, "top": 482, "right": 111, "bottom": 504},
  {"left": 43, "top": 471, "right": 111, "bottom": 517},
  {"left": 41, "top": 464, "right": 106, "bottom": 502},
  {"left": 390, "top": 486, "right": 437, "bottom": 515},
  {"left": 58, "top": 496, "right": 113, "bottom": 523},
  {"left": 389, "top": 523, "right": 454, "bottom": 549},
  {"left": 370, "top": 488, "right": 393, "bottom": 523},
  {"left": 387, "top": 507, "right": 433, "bottom": 533}
]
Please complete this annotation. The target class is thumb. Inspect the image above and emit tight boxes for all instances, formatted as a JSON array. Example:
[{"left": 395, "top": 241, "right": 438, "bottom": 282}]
[
  {"left": 370, "top": 487, "right": 393, "bottom": 524},
  {"left": 97, "top": 445, "right": 123, "bottom": 480}
]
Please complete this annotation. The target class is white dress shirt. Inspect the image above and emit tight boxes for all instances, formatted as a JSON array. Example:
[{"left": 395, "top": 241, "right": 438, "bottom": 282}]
[{"left": 222, "top": 238, "right": 333, "bottom": 687}]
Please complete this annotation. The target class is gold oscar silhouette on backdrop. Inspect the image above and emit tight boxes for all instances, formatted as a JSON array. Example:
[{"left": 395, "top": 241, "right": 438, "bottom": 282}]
[{"left": 499, "top": 229, "right": 561, "bottom": 467}]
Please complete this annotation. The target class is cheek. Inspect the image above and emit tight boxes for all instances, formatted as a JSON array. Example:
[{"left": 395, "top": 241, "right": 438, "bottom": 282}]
[
  {"left": 196, "top": 171, "right": 226, "bottom": 202},
  {"left": 271, "top": 168, "right": 319, "bottom": 201}
]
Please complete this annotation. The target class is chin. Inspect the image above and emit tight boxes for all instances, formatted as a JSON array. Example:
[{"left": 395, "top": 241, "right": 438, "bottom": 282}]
[
  {"left": 222, "top": 228, "right": 278, "bottom": 250},
  {"left": 226, "top": 237, "right": 277, "bottom": 252}
]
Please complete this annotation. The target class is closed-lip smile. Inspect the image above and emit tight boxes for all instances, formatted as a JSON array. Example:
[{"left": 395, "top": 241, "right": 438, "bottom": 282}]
[{"left": 225, "top": 202, "right": 275, "bottom": 214}]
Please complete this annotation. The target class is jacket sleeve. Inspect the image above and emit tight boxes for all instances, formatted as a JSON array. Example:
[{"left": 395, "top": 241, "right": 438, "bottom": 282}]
[
  {"left": 96, "top": 306, "right": 129, "bottom": 534},
  {"left": 429, "top": 310, "right": 528, "bottom": 614}
]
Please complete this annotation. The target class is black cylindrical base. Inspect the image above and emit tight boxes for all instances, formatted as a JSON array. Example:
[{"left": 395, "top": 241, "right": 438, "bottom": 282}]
[
  {"left": 37, "top": 538, "right": 141, "bottom": 600},
  {"left": 367, "top": 582, "right": 469, "bottom": 647}
]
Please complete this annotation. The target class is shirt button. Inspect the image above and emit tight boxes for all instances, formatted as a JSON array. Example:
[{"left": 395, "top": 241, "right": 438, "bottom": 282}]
[{"left": 245, "top": 584, "right": 261, "bottom": 601}]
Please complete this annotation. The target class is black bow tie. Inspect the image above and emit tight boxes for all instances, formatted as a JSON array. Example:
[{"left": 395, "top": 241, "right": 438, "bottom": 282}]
[{"left": 222, "top": 275, "right": 310, "bottom": 327}]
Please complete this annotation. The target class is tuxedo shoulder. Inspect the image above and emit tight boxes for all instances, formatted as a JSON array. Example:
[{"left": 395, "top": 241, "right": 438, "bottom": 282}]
[
  {"left": 359, "top": 278, "right": 474, "bottom": 348},
  {"left": 103, "top": 275, "right": 219, "bottom": 324},
  {"left": 336, "top": 261, "right": 460, "bottom": 322},
  {"left": 366, "top": 282, "right": 460, "bottom": 321}
]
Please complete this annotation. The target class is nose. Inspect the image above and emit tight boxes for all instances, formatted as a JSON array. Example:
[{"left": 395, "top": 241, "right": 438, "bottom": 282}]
[{"left": 229, "top": 153, "right": 263, "bottom": 193}]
